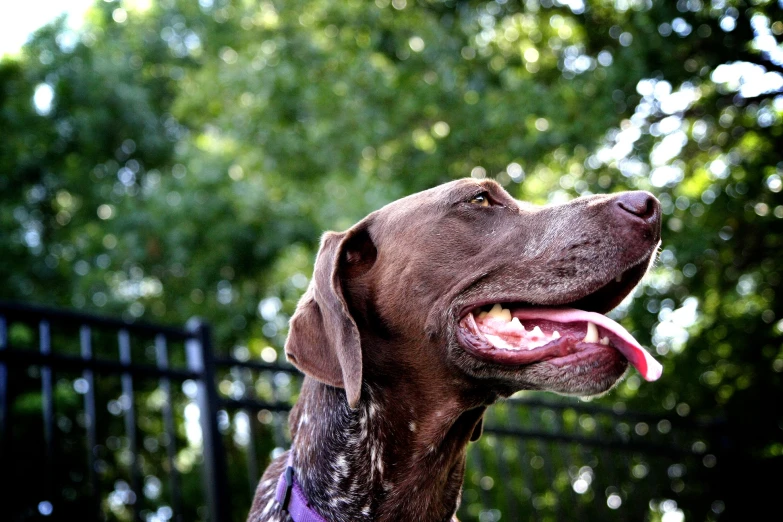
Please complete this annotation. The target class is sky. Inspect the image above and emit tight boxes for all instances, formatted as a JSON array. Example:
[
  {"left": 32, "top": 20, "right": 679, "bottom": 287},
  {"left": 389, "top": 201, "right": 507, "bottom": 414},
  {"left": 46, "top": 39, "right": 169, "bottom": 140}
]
[{"left": 0, "top": 0, "right": 94, "bottom": 58}]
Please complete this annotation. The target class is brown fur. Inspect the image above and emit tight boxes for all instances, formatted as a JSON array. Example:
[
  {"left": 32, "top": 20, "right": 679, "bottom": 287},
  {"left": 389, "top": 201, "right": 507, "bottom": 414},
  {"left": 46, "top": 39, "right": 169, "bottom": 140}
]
[{"left": 247, "top": 179, "right": 661, "bottom": 522}]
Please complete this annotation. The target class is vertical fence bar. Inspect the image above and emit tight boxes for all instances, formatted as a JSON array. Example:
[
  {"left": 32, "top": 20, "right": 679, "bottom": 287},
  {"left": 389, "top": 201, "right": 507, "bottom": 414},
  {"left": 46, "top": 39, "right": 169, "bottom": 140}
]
[
  {"left": 237, "top": 364, "right": 260, "bottom": 495},
  {"left": 155, "top": 334, "right": 183, "bottom": 521},
  {"left": 535, "top": 408, "right": 557, "bottom": 518},
  {"left": 0, "top": 316, "right": 8, "bottom": 457},
  {"left": 40, "top": 320, "right": 55, "bottom": 516},
  {"left": 268, "top": 369, "right": 288, "bottom": 451},
  {"left": 470, "top": 438, "right": 493, "bottom": 509},
  {"left": 548, "top": 409, "right": 564, "bottom": 521},
  {"left": 0, "top": 315, "right": 8, "bottom": 502},
  {"left": 186, "top": 319, "right": 231, "bottom": 522},
  {"left": 245, "top": 407, "right": 260, "bottom": 496},
  {"left": 80, "top": 325, "right": 100, "bottom": 520},
  {"left": 569, "top": 427, "right": 589, "bottom": 518},
  {"left": 513, "top": 406, "right": 535, "bottom": 516},
  {"left": 494, "top": 437, "right": 514, "bottom": 520},
  {"left": 119, "top": 329, "right": 143, "bottom": 522},
  {"left": 599, "top": 414, "right": 620, "bottom": 518},
  {"left": 495, "top": 418, "right": 523, "bottom": 522},
  {"left": 243, "top": 368, "right": 260, "bottom": 496}
]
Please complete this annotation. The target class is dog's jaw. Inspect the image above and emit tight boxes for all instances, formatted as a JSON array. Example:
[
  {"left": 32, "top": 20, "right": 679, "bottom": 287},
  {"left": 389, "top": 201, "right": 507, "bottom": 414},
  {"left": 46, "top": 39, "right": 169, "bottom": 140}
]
[{"left": 448, "top": 244, "right": 662, "bottom": 396}]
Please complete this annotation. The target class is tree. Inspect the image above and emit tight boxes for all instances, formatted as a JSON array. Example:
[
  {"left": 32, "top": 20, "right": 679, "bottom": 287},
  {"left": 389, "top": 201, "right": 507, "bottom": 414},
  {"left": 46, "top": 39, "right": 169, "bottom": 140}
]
[{"left": 1, "top": 0, "right": 781, "bottom": 520}]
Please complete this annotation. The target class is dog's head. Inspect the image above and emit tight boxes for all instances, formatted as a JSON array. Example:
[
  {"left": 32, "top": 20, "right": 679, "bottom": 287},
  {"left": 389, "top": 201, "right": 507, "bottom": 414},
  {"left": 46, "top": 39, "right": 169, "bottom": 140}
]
[{"left": 284, "top": 179, "right": 662, "bottom": 407}]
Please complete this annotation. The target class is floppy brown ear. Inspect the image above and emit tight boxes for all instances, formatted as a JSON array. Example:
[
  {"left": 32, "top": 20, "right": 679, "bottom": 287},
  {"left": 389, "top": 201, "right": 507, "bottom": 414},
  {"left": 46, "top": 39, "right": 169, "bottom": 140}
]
[{"left": 284, "top": 224, "right": 375, "bottom": 408}]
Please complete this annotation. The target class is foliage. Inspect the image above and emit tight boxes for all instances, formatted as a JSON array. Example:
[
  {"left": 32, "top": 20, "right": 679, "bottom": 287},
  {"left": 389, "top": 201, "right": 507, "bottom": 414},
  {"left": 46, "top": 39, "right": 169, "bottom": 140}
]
[{"left": 1, "top": 0, "right": 782, "bottom": 520}]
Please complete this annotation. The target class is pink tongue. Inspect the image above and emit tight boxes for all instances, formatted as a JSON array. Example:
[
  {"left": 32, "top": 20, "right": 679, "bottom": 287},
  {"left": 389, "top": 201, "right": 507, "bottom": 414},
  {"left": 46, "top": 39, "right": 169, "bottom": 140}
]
[{"left": 513, "top": 308, "right": 663, "bottom": 382}]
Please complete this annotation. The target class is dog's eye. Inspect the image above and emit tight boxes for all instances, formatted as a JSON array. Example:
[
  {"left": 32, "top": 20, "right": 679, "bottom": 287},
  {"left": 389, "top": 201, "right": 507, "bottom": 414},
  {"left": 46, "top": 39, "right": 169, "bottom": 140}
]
[{"left": 469, "top": 193, "right": 490, "bottom": 207}]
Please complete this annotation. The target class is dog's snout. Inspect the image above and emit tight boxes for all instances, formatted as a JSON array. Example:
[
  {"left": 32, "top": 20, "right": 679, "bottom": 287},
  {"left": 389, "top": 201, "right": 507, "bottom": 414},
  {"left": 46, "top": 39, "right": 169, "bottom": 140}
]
[{"left": 615, "top": 191, "right": 661, "bottom": 232}]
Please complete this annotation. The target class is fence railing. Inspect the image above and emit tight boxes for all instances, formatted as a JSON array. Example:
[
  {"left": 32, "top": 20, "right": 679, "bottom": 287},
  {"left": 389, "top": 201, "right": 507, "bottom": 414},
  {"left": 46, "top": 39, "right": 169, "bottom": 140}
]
[{"left": 0, "top": 302, "right": 726, "bottom": 522}]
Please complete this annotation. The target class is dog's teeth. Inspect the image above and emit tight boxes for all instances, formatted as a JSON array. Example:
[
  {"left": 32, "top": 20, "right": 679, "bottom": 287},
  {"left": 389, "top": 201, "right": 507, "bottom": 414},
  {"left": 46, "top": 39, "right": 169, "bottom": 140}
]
[
  {"left": 478, "top": 311, "right": 488, "bottom": 319},
  {"left": 486, "top": 305, "right": 512, "bottom": 322},
  {"left": 600, "top": 337, "right": 610, "bottom": 346},
  {"left": 553, "top": 330, "right": 561, "bottom": 339},
  {"left": 530, "top": 326, "right": 544, "bottom": 339},
  {"left": 510, "top": 317, "right": 523, "bottom": 330},
  {"left": 583, "top": 322, "right": 599, "bottom": 343},
  {"left": 485, "top": 304, "right": 511, "bottom": 322},
  {"left": 487, "top": 304, "right": 504, "bottom": 319},
  {"left": 484, "top": 304, "right": 511, "bottom": 322},
  {"left": 486, "top": 333, "right": 515, "bottom": 350}
]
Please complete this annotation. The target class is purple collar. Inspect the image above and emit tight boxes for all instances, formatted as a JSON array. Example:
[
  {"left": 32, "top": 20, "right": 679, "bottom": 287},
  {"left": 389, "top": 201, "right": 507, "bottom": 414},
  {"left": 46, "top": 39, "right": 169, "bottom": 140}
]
[
  {"left": 275, "top": 451, "right": 460, "bottom": 522},
  {"left": 274, "top": 452, "right": 328, "bottom": 522}
]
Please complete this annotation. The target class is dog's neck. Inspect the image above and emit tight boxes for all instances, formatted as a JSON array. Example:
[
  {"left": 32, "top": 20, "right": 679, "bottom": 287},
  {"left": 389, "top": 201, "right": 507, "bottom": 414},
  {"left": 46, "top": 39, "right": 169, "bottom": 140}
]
[{"left": 288, "top": 376, "right": 488, "bottom": 522}]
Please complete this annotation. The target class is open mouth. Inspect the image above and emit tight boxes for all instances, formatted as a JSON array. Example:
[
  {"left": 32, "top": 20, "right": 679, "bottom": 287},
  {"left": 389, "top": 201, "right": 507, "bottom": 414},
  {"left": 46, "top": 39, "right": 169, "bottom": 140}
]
[{"left": 456, "top": 262, "right": 663, "bottom": 382}]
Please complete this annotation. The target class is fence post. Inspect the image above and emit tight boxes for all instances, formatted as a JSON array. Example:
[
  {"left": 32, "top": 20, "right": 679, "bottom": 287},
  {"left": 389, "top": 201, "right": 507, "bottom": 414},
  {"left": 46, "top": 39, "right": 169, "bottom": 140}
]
[
  {"left": 186, "top": 318, "right": 231, "bottom": 522},
  {"left": 0, "top": 316, "right": 8, "bottom": 490}
]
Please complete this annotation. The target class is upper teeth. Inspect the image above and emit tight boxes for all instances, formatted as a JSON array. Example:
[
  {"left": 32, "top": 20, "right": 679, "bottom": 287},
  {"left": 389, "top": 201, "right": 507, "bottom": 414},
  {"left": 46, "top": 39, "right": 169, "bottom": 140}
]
[
  {"left": 486, "top": 304, "right": 512, "bottom": 322},
  {"left": 583, "top": 322, "right": 599, "bottom": 343}
]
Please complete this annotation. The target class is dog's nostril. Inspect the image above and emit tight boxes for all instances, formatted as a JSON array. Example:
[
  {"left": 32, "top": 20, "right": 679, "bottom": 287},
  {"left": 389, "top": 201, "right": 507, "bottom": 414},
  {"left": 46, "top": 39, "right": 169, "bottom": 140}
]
[{"left": 616, "top": 191, "right": 659, "bottom": 223}]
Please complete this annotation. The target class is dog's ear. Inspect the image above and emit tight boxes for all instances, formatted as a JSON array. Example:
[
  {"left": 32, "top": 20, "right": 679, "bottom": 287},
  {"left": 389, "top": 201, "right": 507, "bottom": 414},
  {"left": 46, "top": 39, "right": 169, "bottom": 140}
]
[{"left": 284, "top": 223, "right": 376, "bottom": 409}]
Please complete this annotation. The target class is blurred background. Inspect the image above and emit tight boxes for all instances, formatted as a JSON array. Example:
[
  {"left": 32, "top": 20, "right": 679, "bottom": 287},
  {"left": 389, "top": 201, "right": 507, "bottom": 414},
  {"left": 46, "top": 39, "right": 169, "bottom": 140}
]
[{"left": 1, "top": 0, "right": 781, "bottom": 521}]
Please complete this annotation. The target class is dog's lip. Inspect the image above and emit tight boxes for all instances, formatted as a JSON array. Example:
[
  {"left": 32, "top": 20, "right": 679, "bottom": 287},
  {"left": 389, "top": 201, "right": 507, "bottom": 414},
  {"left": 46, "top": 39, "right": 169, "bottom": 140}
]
[{"left": 455, "top": 250, "right": 656, "bottom": 321}]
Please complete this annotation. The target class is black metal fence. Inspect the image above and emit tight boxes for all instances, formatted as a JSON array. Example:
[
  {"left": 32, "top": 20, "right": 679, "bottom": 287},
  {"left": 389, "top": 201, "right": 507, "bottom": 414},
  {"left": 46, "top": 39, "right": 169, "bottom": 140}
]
[{"left": 0, "top": 302, "right": 727, "bottom": 522}]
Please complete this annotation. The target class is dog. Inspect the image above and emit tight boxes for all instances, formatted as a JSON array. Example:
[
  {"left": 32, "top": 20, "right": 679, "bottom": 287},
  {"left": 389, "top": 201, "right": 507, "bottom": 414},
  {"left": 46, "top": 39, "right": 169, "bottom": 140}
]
[{"left": 247, "top": 178, "right": 662, "bottom": 522}]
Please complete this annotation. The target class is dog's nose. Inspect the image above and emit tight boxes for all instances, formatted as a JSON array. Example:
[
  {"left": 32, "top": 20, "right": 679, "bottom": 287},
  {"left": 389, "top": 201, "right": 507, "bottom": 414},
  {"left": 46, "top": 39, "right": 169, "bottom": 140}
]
[
  {"left": 615, "top": 191, "right": 661, "bottom": 236},
  {"left": 616, "top": 191, "right": 658, "bottom": 221}
]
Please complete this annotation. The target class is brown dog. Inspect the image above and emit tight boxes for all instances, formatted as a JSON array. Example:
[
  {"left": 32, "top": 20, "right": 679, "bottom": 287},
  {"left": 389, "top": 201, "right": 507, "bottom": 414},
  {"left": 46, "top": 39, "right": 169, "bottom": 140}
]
[{"left": 247, "top": 178, "right": 662, "bottom": 522}]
